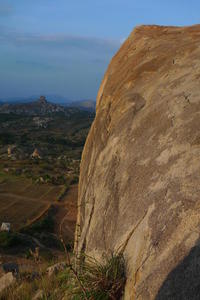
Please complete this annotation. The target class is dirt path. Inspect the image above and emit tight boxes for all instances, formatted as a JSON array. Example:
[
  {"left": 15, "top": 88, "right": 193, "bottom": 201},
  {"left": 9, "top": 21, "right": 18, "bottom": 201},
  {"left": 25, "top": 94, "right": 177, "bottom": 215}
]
[{"left": 54, "top": 185, "right": 78, "bottom": 245}]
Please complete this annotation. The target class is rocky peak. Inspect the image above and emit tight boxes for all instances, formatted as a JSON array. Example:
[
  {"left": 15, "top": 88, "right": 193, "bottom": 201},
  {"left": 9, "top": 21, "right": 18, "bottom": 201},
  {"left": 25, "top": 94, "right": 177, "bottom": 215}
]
[{"left": 38, "top": 96, "right": 47, "bottom": 105}]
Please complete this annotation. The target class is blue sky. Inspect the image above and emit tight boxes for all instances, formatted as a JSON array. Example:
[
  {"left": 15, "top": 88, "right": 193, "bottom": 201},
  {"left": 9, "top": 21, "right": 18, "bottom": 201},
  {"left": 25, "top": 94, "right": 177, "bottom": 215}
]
[{"left": 0, "top": 0, "right": 200, "bottom": 101}]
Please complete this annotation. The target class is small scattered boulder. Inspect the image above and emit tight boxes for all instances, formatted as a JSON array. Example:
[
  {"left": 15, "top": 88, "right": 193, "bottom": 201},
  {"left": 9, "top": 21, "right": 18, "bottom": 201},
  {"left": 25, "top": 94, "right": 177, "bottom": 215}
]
[
  {"left": 7, "top": 145, "right": 16, "bottom": 157},
  {"left": 0, "top": 272, "right": 16, "bottom": 293},
  {"left": 31, "top": 148, "right": 42, "bottom": 159},
  {"left": 47, "top": 262, "right": 66, "bottom": 277}
]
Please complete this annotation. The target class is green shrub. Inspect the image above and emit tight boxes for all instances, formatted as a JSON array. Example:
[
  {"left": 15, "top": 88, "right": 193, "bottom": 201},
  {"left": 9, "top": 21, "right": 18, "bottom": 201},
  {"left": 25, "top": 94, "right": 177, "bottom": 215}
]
[
  {"left": 21, "top": 214, "right": 54, "bottom": 235},
  {"left": 0, "top": 231, "right": 22, "bottom": 249}
]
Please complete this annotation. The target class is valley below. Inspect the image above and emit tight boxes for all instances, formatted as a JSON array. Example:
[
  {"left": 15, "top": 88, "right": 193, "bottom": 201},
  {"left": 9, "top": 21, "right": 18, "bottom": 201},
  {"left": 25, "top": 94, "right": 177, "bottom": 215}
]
[{"left": 0, "top": 97, "right": 94, "bottom": 276}]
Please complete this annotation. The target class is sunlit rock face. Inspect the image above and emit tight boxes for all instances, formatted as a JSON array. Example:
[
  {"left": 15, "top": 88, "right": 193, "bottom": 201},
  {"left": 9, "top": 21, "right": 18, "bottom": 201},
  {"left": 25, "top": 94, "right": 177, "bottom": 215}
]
[{"left": 75, "top": 25, "right": 200, "bottom": 299}]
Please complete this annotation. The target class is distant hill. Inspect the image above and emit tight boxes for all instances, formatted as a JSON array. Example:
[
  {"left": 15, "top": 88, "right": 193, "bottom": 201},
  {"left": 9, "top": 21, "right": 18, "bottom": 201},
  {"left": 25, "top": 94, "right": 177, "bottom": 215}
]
[
  {"left": 67, "top": 100, "right": 96, "bottom": 111},
  {"left": 0, "top": 96, "right": 67, "bottom": 115}
]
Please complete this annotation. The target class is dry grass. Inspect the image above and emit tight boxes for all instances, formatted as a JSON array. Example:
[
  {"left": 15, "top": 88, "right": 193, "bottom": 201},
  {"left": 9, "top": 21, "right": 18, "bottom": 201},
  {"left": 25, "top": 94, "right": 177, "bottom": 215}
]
[
  {"left": 0, "top": 254, "right": 73, "bottom": 300},
  {"left": 0, "top": 251, "right": 126, "bottom": 300},
  {"left": 0, "top": 272, "right": 68, "bottom": 300}
]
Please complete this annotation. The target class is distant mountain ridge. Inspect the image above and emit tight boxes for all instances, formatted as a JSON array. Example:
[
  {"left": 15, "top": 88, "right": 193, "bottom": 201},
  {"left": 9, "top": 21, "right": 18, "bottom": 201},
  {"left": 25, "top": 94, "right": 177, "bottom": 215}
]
[
  {"left": 0, "top": 96, "right": 69, "bottom": 115},
  {"left": 66, "top": 100, "right": 96, "bottom": 111},
  {"left": 0, "top": 96, "right": 96, "bottom": 112},
  {"left": 0, "top": 95, "right": 69, "bottom": 104}
]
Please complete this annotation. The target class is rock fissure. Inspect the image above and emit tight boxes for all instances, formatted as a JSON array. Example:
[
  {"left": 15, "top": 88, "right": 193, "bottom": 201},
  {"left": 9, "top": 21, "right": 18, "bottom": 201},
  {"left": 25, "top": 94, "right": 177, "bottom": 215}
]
[
  {"left": 77, "top": 199, "right": 95, "bottom": 255},
  {"left": 134, "top": 244, "right": 154, "bottom": 288},
  {"left": 117, "top": 210, "right": 149, "bottom": 254}
]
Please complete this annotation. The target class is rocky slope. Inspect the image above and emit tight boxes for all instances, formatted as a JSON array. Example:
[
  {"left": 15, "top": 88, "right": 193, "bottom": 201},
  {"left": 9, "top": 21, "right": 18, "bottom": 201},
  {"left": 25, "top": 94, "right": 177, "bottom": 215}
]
[{"left": 75, "top": 24, "right": 200, "bottom": 299}]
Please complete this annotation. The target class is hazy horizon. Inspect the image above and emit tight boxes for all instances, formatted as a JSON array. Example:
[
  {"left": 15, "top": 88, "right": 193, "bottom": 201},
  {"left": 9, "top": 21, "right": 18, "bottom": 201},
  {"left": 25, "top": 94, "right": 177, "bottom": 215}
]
[
  {"left": 0, "top": 94, "right": 95, "bottom": 103},
  {"left": 1, "top": 0, "right": 200, "bottom": 100}
]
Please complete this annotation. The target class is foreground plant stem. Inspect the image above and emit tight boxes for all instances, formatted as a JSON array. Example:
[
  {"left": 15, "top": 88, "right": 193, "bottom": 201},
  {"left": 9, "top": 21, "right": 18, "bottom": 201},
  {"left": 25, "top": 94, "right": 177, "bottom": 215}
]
[{"left": 60, "top": 237, "right": 89, "bottom": 300}]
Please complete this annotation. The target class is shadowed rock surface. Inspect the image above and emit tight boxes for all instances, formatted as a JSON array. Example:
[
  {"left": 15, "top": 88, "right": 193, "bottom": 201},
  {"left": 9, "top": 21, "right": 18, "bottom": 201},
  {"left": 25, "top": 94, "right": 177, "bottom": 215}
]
[
  {"left": 75, "top": 24, "right": 200, "bottom": 299},
  {"left": 156, "top": 243, "right": 200, "bottom": 300}
]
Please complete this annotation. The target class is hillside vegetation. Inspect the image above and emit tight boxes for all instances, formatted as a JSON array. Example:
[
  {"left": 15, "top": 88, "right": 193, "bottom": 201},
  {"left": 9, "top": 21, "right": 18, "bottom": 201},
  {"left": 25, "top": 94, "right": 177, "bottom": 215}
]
[{"left": 0, "top": 98, "right": 94, "bottom": 260}]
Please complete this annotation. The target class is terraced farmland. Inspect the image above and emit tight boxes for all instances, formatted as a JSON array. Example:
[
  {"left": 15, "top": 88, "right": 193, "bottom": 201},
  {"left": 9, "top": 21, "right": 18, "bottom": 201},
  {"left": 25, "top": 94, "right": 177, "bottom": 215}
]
[{"left": 0, "top": 176, "right": 65, "bottom": 230}]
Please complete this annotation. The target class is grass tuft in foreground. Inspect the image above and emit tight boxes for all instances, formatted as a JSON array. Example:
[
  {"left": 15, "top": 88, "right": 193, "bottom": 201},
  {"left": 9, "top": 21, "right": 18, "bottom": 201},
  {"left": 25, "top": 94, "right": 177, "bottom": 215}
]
[{"left": 68, "top": 253, "right": 126, "bottom": 300}]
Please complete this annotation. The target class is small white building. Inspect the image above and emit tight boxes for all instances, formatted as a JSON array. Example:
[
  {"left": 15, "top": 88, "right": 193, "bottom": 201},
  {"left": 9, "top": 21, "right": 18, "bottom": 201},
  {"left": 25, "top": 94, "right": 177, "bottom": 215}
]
[{"left": 1, "top": 223, "right": 11, "bottom": 232}]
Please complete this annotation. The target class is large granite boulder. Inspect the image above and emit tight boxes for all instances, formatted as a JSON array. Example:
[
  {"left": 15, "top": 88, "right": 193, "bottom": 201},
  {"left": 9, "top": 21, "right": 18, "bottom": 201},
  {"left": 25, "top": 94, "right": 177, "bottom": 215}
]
[{"left": 75, "top": 24, "right": 200, "bottom": 299}]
